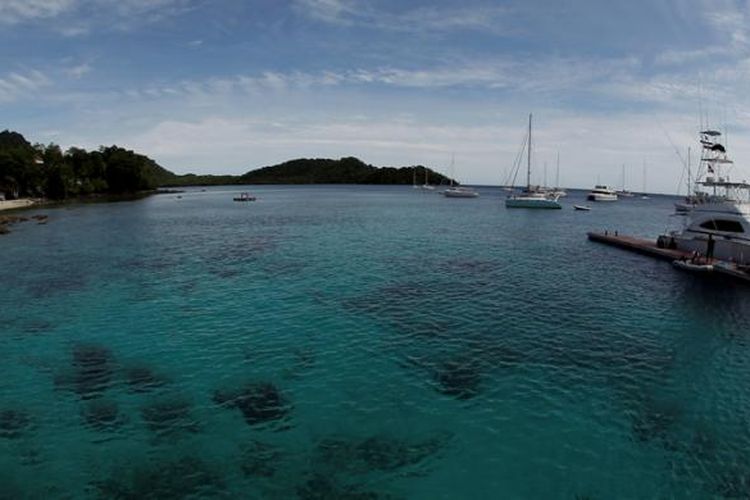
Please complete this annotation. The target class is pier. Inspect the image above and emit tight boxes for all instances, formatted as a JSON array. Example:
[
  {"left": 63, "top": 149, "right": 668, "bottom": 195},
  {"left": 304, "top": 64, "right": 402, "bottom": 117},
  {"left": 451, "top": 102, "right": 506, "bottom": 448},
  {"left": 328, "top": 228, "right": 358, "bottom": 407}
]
[
  {"left": 587, "top": 232, "right": 690, "bottom": 261},
  {"left": 588, "top": 231, "right": 750, "bottom": 284}
]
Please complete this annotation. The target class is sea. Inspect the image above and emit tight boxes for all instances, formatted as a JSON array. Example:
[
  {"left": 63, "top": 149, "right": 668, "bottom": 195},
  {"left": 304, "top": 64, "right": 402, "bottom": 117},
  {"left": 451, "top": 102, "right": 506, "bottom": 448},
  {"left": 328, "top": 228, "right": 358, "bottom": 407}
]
[{"left": 2, "top": 185, "right": 750, "bottom": 499}]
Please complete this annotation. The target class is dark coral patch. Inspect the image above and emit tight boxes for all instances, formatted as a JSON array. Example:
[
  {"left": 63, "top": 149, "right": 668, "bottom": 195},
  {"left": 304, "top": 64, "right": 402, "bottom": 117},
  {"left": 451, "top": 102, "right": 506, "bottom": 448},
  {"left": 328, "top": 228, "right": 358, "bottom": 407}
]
[
  {"left": 69, "top": 344, "right": 117, "bottom": 399},
  {"left": 124, "top": 366, "right": 168, "bottom": 393},
  {"left": 141, "top": 397, "right": 199, "bottom": 436},
  {"left": 296, "top": 473, "right": 380, "bottom": 500},
  {"left": 434, "top": 358, "right": 482, "bottom": 400},
  {"left": 213, "top": 382, "right": 290, "bottom": 426},
  {"left": 629, "top": 399, "right": 681, "bottom": 444},
  {"left": 240, "top": 440, "right": 282, "bottom": 478},
  {"left": 316, "top": 434, "right": 448, "bottom": 475},
  {"left": 91, "top": 457, "right": 224, "bottom": 499},
  {"left": 0, "top": 409, "right": 33, "bottom": 439},
  {"left": 82, "top": 400, "right": 124, "bottom": 431}
]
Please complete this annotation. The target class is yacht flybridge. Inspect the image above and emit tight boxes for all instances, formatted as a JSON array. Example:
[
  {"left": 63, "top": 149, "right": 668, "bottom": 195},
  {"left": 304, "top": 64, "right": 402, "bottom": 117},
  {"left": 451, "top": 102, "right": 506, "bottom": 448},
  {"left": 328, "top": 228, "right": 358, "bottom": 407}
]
[
  {"left": 587, "top": 185, "right": 618, "bottom": 202},
  {"left": 659, "top": 129, "right": 750, "bottom": 264},
  {"left": 505, "top": 114, "right": 562, "bottom": 209}
]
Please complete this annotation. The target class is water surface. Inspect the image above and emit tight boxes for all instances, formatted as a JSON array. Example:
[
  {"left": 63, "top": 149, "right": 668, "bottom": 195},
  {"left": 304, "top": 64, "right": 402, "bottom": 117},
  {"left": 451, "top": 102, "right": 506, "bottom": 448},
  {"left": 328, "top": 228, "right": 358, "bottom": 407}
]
[{"left": 2, "top": 185, "right": 749, "bottom": 498}]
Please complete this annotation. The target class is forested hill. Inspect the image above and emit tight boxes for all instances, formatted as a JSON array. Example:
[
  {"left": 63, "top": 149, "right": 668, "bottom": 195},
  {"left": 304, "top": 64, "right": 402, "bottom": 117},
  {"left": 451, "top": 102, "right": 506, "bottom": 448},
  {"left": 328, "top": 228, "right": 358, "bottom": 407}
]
[
  {"left": 0, "top": 130, "right": 453, "bottom": 200},
  {"left": 0, "top": 130, "right": 176, "bottom": 200},
  {"left": 236, "top": 157, "right": 452, "bottom": 185}
]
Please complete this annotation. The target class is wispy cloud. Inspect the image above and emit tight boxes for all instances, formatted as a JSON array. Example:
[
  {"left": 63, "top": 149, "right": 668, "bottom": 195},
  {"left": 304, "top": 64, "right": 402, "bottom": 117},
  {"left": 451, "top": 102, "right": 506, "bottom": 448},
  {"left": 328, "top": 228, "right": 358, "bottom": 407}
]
[
  {"left": 0, "top": 70, "right": 51, "bottom": 103},
  {"left": 293, "top": 0, "right": 512, "bottom": 35},
  {"left": 115, "top": 55, "right": 640, "bottom": 105},
  {"left": 65, "top": 62, "right": 92, "bottom": 79},
  {"left": 0, "top": 0, "right": 198, "bottom": 32},
  {"left": 0, "top": 0, "right": 76, "bottom": 24}
]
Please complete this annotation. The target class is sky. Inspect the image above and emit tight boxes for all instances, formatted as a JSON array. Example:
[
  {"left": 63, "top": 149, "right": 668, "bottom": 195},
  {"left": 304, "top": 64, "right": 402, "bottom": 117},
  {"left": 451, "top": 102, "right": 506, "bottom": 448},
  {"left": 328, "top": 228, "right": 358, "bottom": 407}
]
[{"left": 2, "top": 0, "right": 750, "bottom": 193}]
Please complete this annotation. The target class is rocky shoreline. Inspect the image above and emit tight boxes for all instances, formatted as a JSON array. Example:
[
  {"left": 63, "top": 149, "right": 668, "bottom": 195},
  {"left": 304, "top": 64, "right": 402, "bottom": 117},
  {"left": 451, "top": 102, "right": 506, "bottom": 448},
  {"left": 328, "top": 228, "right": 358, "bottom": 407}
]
[{"left": 0, "top": 213, "right": 48, "bottom": 235}]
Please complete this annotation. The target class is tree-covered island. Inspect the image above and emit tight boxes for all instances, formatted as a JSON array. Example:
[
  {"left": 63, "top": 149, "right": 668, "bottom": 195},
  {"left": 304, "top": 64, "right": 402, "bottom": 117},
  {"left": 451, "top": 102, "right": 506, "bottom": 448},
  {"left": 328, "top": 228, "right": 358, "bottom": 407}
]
[{"left": 0, "top": 130, "right": 454, "bottom": 201}]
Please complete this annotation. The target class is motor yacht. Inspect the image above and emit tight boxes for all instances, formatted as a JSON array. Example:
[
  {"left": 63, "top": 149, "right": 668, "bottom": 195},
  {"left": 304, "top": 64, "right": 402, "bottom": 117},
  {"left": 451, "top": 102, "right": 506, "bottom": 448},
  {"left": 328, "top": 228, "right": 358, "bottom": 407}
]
[
  {"left": 659, "top": 129, "right": 750, "bottom": 264},
  {"left": 587, "top": 185, "right": 618, "bottom": 202}
]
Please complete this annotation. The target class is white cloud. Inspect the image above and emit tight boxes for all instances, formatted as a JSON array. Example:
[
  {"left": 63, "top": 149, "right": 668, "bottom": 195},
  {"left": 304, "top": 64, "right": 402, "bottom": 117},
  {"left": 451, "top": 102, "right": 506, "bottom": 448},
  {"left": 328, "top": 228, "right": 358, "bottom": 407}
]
[
  {"left": 65, "top": 63, "right": 92, "bottom": 79},
  {"left": 110, "top": 109, "right": 728, "bottom": 197},
  {"left": 293, "top": 0, "right": 511, "bottom": 34},
  {"left": 702, "top": 0, "right": 750, "bottom": 50},
  {"left": 0, "top": 0, "right": 197, "bottom": 31},
  {"left": 0, "top": 69, "right": 51, "bottom": 103},
  {"left": 0, "top": 0, "right": 76, "bottom": 23}
]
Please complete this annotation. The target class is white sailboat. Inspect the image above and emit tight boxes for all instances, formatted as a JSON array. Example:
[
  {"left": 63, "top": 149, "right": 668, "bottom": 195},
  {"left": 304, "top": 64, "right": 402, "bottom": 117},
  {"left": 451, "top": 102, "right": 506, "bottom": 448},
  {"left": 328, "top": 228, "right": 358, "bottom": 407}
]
[
  {"left": 551, "top": 152, "right": 567, "bottom": 198},
  {"left": 443, "top": 154, "right": 479, "bottom": 198},
  {"left": 640, "top": 161, "right": 650, "bottom": 199},
  {"left": 617, "top": 164, "right": 635, "bottom": 197},
  {"left": 421, "top": 167, "right": 435, "bottom": 191},
  {"left": 506, "top": 114, "right": 562, "bottom": 209}
]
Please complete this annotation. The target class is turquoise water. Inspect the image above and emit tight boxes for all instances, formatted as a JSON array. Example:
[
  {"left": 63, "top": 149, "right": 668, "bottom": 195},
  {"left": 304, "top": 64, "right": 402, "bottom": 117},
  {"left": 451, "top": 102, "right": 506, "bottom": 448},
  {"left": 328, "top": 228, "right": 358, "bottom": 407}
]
[{"left": 2, "top": 185, "right": 750, "bottom": 498}]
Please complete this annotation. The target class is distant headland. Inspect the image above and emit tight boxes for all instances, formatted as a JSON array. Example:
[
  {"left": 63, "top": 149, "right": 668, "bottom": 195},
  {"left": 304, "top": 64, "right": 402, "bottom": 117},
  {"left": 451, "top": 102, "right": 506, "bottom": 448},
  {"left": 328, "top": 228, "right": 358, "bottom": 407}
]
[{"left": 0, "top": 130, "right": 453, "bottom": 203}]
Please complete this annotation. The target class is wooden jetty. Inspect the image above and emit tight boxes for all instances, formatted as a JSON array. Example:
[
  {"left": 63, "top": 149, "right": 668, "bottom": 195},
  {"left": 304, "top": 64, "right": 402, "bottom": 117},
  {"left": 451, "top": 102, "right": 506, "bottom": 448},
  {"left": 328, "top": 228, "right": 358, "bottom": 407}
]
[
  {"left": 588, "top": 231, "right": 750, "bottom": 284},
  {"left": 587, "top": 232, "right": 690, "bottom": 261}
]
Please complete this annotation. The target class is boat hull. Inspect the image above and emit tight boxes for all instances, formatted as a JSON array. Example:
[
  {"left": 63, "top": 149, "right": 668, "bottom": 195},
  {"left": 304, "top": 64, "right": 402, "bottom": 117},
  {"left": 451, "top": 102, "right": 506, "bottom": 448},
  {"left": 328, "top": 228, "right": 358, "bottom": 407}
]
[
  {"left": 663, "top": 234, "right": 750, "bottom": 265},
  {"left": 587, "top": 193, "right": 618, "bottom": 201},
  {"left": 444, "top": 190, "right": 479, "bottom": 198},
  {"left": 506, "top": 198, "right": 561, "bottom": 209}
]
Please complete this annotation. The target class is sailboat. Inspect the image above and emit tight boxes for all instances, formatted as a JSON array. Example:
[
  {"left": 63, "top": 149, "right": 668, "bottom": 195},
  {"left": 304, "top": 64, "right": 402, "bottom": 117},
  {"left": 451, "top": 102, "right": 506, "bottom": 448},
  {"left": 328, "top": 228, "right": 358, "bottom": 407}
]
[
  {"left": 505, "top": 114, "right": 562, "bottom": 209},
  {"left": 640, "top": 161, "right": 650, "bottom": 199},
  {"left": 443, "top": 154, "right": 479, "bottom": 198},
  {"left": 617, "top": 164, "right": 635, "bottom": 197},
  {"left": 551, "top": 152, "right": 567, "bottom": 198},
  {"left": 421, "top": 166, "right": 435, "bottom": 191},
  {"left": 412, "top": 167, "right": 420, "bottom": 189}
]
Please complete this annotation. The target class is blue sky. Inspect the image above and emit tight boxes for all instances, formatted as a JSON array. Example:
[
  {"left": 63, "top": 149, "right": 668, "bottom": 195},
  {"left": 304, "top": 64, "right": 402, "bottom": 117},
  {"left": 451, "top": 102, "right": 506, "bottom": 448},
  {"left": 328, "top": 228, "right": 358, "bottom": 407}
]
[{"left": 2, "top": 0, "right": 750, "bottom": 192}]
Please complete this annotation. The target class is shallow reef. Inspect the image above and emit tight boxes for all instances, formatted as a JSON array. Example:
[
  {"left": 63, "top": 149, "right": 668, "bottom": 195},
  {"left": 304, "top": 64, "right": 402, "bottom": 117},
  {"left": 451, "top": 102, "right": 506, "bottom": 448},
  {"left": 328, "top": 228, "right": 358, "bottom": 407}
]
[
  {"left": 81, "top": 399, "right": 124, "bottom": 431},
  {"left": 627, "top": 398, "right": 681, "bottom": 445},
  {"left": 433, "top": 358, "right": 482, "bottom": 400},
  {"left": 0, "top": 409, "right": 33, "bottom": 439},
  {"left": 315, "top": 433, "right": 448, "bottom": 476},
  {"left": 141, "top": 396, "right": 199, "bottom": 437},
  {"left": 91, "top": 457, "right": 224, "bottom": 499},
  {"left": 56, "top": 343, "right": 117, "bottom": 399},
  {"left": 239, "top": 440, "right": 282, "bottom": 478},
  {"left": 296, "top": 473, "right": 382, "bottom": 500},
  {"left": 123, "top": 365, "right": 168, "bottom": 393},
  {"left": 213, "top": 382, "right": 291, "bottom": 426}
]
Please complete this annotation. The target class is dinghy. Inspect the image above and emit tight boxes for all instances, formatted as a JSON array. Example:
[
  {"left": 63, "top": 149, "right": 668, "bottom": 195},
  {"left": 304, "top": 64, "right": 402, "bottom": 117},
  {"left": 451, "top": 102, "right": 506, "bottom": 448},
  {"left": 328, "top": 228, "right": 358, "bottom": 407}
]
[
  {"left": 574, "top": 205, "right": 591, "bottom": 211},
  {"left": 672, "top": 259, "right": 714, "bottom": 273}
]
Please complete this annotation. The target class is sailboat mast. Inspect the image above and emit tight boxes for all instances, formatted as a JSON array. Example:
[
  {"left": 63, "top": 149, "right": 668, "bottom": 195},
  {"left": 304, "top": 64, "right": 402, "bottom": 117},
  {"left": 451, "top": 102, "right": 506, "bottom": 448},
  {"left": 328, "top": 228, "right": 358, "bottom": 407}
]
[
  {"left": 556, "top": 152, "right": 560, "bottom": 188},
  {"left": 527, "top": 113, "right": 532, "bottom": 189},
  {"left": 687, "top": 147, "right": 691, "bottom": 195}
]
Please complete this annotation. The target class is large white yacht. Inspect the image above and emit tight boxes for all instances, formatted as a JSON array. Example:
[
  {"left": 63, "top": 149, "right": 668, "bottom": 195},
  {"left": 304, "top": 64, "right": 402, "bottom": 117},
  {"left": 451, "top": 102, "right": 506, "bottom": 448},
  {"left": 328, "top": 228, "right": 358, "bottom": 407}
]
[
  {"left": 659, "top": 129, "right": 750, "bottom": 264},
  {"left": 505, "top": 114, "right": 562, "bottom": 209},
  {"left": 587, "top": 185, "right": 618, "bottom": 201}
]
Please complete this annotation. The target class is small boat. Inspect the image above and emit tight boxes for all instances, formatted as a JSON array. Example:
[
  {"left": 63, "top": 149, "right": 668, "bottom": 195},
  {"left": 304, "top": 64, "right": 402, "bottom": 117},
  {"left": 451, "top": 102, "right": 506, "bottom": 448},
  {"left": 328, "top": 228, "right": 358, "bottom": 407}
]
[
  {"left": 574, "top": 205, "right": 591, "bottom": 211},
  {"left": 444, "top": 186, "right": 479, "bottom": 198},
  {"left": 672, "top": 259, "right": 714, "bottom": 273},
  {"left": 233, "top": 192, "right": 256, "bottom": 202}
]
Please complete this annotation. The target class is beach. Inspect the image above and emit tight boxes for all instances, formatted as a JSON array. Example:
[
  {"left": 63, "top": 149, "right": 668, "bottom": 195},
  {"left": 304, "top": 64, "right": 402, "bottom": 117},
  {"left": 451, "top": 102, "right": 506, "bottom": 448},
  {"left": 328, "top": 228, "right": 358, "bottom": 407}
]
[{"left": 0, "top": 199, "right": 37, "bottom": 211}]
